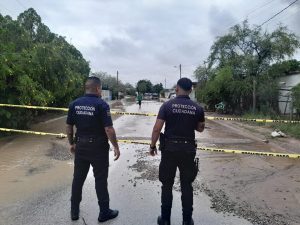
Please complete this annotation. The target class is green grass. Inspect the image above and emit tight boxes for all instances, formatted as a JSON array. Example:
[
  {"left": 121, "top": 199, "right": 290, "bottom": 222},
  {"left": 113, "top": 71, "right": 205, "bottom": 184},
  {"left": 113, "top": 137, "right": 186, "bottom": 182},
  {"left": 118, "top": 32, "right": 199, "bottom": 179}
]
[
  {"left": 241, "top": 113, "right": 300, "bottom": 139},
  {"left": 242, "top": 112, "right": 282, "bottom": 120},
  {"left": 270, "top": 123, "right": 300, "bottom": 139}
]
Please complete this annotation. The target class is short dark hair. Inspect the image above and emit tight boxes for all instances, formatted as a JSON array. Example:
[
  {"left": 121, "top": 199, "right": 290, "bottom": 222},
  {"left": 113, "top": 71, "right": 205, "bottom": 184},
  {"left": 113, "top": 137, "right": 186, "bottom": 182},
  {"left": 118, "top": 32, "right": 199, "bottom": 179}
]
[
  {"left": 85, "top": 76, "right": 101, "bottom": 92},
  {"left": 177, "top": 77, "right": 192, "bottom": 91},
  {"left": 86, "top": 76, "right": 101, "bottom": 86}
]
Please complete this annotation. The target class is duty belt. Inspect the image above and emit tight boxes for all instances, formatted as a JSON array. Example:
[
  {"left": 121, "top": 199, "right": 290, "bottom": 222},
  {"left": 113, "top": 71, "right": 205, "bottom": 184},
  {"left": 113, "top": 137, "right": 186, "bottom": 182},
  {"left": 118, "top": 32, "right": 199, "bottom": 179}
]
[
  {"left": 167, "top": 140, "right": 194, "bottom": 144},
  {"left": 165, "top": 139, "right": 196, "bottom": 144},
  {"left": 76, "top": 136, "right": 106, "bottom": 143}
]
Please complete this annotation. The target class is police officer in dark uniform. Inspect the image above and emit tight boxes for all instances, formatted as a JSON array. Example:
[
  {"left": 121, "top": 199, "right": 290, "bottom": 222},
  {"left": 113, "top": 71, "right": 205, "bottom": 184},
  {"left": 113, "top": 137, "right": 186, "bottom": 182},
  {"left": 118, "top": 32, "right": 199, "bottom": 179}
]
[
  {"left": 66, "top": 76, "right": 120, "bottom": 223},
  {"left": 149, "top": 78, "right": 205, "bottom": 225}
]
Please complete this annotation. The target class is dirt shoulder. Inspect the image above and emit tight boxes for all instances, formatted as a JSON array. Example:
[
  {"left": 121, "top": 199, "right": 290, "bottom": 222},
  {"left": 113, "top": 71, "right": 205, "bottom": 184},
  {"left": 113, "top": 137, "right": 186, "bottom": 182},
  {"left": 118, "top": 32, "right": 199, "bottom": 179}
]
[{"left": 199, "top": 117, "right": 300, "bottom": 225}]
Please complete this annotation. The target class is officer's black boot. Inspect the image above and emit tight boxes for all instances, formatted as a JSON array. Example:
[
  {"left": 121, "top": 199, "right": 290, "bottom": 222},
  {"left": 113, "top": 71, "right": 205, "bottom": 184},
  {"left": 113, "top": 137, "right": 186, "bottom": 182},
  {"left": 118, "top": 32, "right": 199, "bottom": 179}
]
[
  {"left": 157, "top": 216, "right": 171, "bottom": 225},
  {"left": 98, "top": 209, "right": 119, "bottom": 222},
  {"left": 182, "top": 218, "right": 194, "bottom": 225},
  {"left": 98, "top": 201, "right": 119, "bottom": 223},
  {"left": 70, "top": 204, "right": 79, "bottom": 221}
]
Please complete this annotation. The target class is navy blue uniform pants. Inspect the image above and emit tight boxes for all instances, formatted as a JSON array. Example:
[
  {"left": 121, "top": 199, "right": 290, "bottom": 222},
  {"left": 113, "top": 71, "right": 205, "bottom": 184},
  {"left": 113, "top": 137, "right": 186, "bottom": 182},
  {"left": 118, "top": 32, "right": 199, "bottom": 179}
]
[
  {"left": 159, "top": 151, "right": 196, "bottom": 221},
  {"left": 71, "top": 139, "right": 110, "bottom": 212}
]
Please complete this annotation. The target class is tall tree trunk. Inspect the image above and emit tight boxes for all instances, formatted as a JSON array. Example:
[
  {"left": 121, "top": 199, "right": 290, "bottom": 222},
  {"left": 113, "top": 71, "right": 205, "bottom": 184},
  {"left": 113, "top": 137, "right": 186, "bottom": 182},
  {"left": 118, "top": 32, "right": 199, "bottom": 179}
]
[{"left": 252, "top": 78, "right": 256, "bottom": 113}]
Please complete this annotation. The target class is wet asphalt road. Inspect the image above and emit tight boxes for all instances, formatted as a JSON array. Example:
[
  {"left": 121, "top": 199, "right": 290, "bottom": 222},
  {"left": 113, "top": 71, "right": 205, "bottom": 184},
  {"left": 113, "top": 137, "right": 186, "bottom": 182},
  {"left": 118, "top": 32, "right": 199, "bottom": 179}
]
[{"left": 0, "top": 101, "right": 252, "bottom": 225}]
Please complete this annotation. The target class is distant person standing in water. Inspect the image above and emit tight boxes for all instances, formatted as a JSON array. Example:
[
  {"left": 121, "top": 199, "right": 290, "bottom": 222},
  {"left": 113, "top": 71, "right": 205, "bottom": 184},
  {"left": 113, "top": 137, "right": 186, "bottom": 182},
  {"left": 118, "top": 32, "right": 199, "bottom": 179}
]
[{"left": 137, "top": 93, "right": 143, "bottom": 109}]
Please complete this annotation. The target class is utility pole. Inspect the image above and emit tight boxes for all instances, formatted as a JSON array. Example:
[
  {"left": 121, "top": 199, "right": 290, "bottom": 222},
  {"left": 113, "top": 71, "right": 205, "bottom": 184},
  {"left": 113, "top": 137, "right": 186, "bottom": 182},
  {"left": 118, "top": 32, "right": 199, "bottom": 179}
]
[
  {"left": 252, "top": 78, "right": 256, "bottom": 114},
  {"left": 117, "top": 70, "right": 119, "bottom": 100},
  {"left": 179, "top": 64, "right": 182, "bottom": 79},
  {"left": 165, "top": 78, "right": 167, "bottom": 89}
]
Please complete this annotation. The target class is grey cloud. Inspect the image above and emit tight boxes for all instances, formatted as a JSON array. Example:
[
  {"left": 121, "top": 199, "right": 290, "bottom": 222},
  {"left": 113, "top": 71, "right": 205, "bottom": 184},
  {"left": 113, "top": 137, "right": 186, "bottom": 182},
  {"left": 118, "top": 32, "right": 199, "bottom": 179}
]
[
  {"left": 2, "top": 0, "right": 299, "bottom": 86},
  {"left": 208, "top": 5, "right": 236, "bottom": 37},
  {"left": 101, "top": 36, "right": 140, "bottom": 57}
]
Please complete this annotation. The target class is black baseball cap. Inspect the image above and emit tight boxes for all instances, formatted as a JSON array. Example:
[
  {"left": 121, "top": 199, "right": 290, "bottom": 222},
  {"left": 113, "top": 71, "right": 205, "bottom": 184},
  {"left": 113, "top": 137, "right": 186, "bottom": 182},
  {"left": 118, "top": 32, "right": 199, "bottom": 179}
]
[{"left": 177, "top": 77, "right": 193, "bottom": 91}]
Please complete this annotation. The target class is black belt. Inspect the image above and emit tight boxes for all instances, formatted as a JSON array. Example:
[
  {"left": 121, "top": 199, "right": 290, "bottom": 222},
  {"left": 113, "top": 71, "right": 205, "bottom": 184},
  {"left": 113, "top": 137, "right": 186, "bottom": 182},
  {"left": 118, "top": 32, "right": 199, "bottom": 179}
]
[
  {"left": 76, "top": 136, "right": 106, "bottom": 143},
  {"left": 165, "top": 139, "right": 196, "bottom": 144}
]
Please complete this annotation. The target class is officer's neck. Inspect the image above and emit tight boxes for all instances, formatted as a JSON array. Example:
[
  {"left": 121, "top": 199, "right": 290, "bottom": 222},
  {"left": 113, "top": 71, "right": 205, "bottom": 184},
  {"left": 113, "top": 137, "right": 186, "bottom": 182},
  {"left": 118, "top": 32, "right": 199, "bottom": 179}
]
[
  {"left": 85, "top": 91, "right": 100, "bottom": 97},
  {"left": 176, "top": 90, "right": 190, "bottom": 96}
]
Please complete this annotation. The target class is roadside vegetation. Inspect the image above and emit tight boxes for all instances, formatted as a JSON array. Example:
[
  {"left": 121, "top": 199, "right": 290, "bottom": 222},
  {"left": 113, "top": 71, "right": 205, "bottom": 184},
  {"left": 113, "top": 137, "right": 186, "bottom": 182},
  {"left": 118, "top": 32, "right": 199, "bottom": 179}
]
[
  {"left": 0, "top": 8, "right": 137, "bottom": 133},
  {"left": 92, "top": 71, "right": 136, "bottom": 99},
  {"left": 194, "top": 21, "right": 300, "bottom": 138},
  {"left": 194, "top": 21, "right": 300, "bottom": 114},
  {"left": 136, "top": 79, "right": 164, "bottom": 95},
  {"left": 0, "top": 8, "right": 90, "bottom": 130}
]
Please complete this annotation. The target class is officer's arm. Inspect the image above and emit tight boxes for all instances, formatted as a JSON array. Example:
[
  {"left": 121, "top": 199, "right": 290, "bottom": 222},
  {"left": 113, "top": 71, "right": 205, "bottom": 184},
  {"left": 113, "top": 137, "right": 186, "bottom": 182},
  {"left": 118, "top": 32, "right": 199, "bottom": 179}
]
[
  {"left": 150, "top": 119, "right": 165, "bottom": 147},
  {"left": 105, "top": 126, "right": 119, "bottom": 148},
  {"left": 105, "top": 126, "right": 120, "bottom": 160},
  {"left": 66, "top": 124, "right": 74, "bottom": 145},
  {"left": 196, "top": 122, "right": 205, "bottom": 132}
]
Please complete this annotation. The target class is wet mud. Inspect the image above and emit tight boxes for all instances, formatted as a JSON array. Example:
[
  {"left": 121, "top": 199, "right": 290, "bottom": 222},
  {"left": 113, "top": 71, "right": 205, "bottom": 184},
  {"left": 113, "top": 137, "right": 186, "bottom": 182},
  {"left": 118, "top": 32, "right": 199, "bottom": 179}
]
[
  {"left": 46, "top": 142, "right": 73, "bottom": 161},
  {"left": 198, "top": 118, "right": 300, "bottom": 225},
  {"left": 1, "top": 101, "right": 300, "bottom": 225},
  {"left": 125, "top": 112, "right": 300, "bottom": 225}
]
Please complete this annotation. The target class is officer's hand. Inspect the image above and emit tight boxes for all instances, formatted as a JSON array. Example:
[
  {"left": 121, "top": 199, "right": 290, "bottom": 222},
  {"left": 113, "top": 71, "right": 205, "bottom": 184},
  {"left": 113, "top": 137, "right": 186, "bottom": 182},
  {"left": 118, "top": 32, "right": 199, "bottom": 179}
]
[
  {"left": 70, "top": 144, "right": 76, "bottom": 154},
  {"left": 114, "top": 147, "right": 120, "bottom": 161},
  {"left": 149, "top": 147, "right": 157, "bottom": 156}
]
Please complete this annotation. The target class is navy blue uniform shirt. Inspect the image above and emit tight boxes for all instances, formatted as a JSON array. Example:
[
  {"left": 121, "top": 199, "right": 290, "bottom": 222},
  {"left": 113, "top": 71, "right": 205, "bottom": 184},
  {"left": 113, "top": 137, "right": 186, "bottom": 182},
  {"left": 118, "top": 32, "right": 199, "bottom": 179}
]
[
  {"left": 157, "top": 95, "right": 205, "bottom": 140},
  {"left": 66, "top": 94, "right": 113, "bottom": 138}
]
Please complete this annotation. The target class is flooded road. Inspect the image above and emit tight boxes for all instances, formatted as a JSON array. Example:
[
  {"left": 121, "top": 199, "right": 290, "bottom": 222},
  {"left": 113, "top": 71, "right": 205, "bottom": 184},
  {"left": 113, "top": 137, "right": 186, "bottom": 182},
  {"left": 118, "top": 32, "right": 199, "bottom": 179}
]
[{"left": 0, "top": 100, "right": 299, "bottom": 225}]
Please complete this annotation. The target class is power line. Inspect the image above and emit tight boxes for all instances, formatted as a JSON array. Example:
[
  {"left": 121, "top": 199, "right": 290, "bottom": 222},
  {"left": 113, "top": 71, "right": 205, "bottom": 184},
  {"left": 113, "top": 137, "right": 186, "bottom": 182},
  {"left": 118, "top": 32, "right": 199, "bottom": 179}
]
[
  {"left": 0, "top": 3, "right": 15, "bottom": 15},
  {"left": 162, "top": 0, "right": 279, "bottom": 66},
  {"left": 259, "top": 0, "right": 299, "bottom": 27},
  {"left": 226, "top": 0, "right": 278, "bottom": 28},
  {"left": 246, "top": 0, "right": 278, "bottom": 18},
  {"left": 263, "top": 5, "right": 299, "bottom": 25}
]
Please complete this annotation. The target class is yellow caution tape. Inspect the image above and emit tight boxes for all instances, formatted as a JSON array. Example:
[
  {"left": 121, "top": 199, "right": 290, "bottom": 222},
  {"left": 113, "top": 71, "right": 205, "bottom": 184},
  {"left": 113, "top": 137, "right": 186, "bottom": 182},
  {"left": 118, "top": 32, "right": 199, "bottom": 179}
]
[
  {"left": 205, "top": 116, "right": 300, "bottom": 124},
  {"left": 0, "top": 103, "right": 157, "bottom": 116},
  {"left": 0, "top": 103, "right": 68, "bottom": 111},
  {"left": 118, "top": 139, "right": 151, "bottom": 145},
  {"left": 111, "top": 111, "right": 158, "bottom": 116},
  {"left": 0, "top": 128, "right": 66, "bottom": 138},
  {"left": 197, "top": 146, "right": 300, "bottom": 159},
  {"left": 118, "top": 139, "right": 300, "bottom": 159},
  {"left": 0, "top": 127, "right": 299, "bottom": 158},
  {"left": 1, "top": 103, "right": 300, "bottom": 123}
]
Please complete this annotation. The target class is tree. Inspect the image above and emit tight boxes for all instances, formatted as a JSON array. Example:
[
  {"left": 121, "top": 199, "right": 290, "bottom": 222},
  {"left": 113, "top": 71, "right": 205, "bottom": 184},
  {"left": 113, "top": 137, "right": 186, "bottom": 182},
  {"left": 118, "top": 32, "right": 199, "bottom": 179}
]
[
  {"left": 136, "top": 80, "right": 153, "bottom": 94},
  {"left": 292, "top": 84, "right": 300, "bottom": 113},
  {"left": 152, "top": 83, "right": 164, "bottom": 94},
  {"left": 92, "top": 72, "right": 127, "bottom": 99},
  {"left": 17, "top": 8, "right": 42, "bottom": 41},
  {"left": 0, "top": 9, "right": 90, "bottom": 131},
  {"left": 195, "top": 21, "right": 300, "bottom": 113},
  {"left": 124, "top": 83, "right": 136, "bottom": 96}
]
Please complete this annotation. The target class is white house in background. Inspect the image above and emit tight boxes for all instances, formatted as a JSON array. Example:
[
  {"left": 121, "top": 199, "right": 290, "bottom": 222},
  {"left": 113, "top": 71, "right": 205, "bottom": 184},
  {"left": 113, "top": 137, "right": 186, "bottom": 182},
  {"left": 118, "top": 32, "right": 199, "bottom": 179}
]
[
  {"left": 190, "top": 82, "right": 198, "bottom": 102},
  {"left": 102, "top": 89, "right": 112, "bottom": 101},
  {"left": 164, "top": 89, "right": 175, "bottom": 98},
  {"left": 164, "top": 82, "right": 198, "bottom": 101},
  {"left": 278, "top": 73, "right": 300, "bottom": 114}
]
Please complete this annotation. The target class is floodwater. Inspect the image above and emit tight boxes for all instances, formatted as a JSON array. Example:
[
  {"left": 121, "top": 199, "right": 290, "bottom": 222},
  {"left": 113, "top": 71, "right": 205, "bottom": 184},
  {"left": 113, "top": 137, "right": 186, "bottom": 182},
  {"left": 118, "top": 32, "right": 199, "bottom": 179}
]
[{"left": 0, "top": 100, "right": 299, "bottom": 225}]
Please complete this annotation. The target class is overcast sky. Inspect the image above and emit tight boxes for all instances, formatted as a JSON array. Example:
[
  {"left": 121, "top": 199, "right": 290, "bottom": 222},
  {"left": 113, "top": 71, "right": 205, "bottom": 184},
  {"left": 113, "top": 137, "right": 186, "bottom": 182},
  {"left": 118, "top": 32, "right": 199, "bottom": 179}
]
[{"left": 0, "top": 0, "right": 299, "bottom": 87}]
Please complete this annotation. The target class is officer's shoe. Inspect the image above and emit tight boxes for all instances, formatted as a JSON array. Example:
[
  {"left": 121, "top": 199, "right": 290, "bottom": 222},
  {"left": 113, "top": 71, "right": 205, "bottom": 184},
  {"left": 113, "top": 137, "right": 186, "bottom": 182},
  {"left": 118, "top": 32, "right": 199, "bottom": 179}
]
[
  {"left": 157, "top": 216, "right": 171, "bottom": 225},
  {"left": 70, "top": 206, "right": 79, "bottom": 221},
  {"left": 182, "top": 218, "right": 194, "bottom": 225},
  {"left": 98, "top": 209, "right": 119, "bottom": 223}
]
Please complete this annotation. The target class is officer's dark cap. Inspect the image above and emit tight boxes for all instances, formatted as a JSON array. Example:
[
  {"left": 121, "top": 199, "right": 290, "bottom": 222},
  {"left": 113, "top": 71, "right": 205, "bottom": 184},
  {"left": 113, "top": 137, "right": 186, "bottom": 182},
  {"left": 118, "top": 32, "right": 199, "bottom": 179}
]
[{"left": 177, "top": 78, "right": 193, "bottom": 91}]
